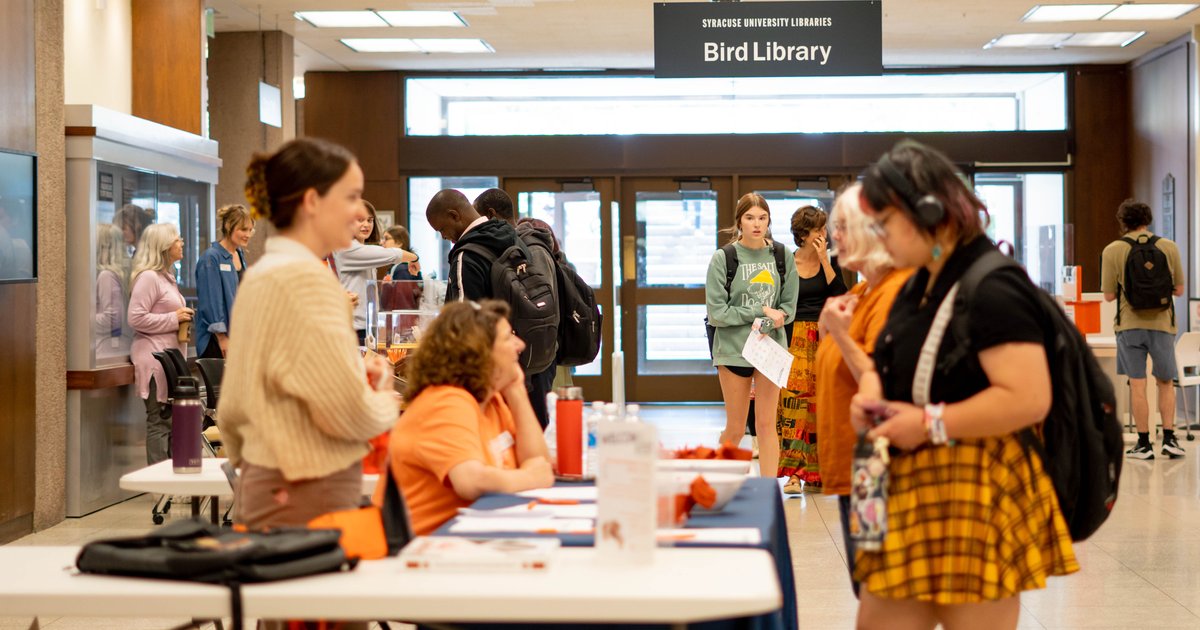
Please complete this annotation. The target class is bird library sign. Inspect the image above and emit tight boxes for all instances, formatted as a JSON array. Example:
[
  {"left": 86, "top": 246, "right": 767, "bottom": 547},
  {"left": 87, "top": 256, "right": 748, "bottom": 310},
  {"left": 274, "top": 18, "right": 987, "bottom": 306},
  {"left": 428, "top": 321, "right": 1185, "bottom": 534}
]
[{"left": 654, "top": 1, "right": 882, "bottom": 78}]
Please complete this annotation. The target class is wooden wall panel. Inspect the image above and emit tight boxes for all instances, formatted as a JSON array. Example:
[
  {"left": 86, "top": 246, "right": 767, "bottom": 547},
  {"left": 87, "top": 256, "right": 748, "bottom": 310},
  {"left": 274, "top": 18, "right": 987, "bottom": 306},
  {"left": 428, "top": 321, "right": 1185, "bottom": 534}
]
[
  {"left": 0, "top": 283, "right": 37, "bottom": 541},
  {"left": 0, "top": 0, "right": 35, "bottom": 152},
  {"left": 303, "top": 72, "right": 402, "bottom": 181},
  {"left": 1070, "top": 66, "right": 1131, "bottom": 291},
  {"left": 131, "top": 0, "right": 202, "bottom": 135}
]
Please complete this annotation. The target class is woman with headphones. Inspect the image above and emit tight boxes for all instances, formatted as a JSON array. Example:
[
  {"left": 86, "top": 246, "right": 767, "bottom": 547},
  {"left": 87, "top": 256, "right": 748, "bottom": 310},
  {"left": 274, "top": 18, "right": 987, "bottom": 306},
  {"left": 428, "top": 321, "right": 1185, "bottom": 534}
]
[{"left": 848, "top": 140, "right": 1077, "bottom": 628}]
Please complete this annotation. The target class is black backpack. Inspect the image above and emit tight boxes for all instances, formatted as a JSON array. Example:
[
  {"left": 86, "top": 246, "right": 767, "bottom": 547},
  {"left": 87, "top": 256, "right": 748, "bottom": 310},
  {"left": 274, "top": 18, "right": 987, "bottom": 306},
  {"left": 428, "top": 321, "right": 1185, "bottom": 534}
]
[
  {"left": 947, "top": 249, "right": 1123, "bottom": 541},
  {"left": 1119, "top": 234, "right": 1174, "bottom": 322},
  {"left": 76, "top": 520, "right": 353, "bottom": 630},
  {"left": 704, "top": 241, "right": 788, "bottom": 356},
  {"left": 554, "top": 257, "right": 603, "bottom": 366},
  {"left": 460, "top": 235, "right": 560, "bottom": 374}
]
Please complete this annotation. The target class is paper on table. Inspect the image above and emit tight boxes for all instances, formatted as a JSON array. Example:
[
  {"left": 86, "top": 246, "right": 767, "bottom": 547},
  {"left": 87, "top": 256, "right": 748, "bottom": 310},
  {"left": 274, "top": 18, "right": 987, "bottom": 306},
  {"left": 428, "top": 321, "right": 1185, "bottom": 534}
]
[
  {"left": 458, "top": 503, "right": 598, "bottom": 520},
  {"left": 740, "top": 324, "right": 794, "bottom": 389},
  {"left": 515, "top": 486, "right": 598, "bottom": 502},
  {"left": 447, "top": 517, "right": 595, "bottom": 534},
  {"left": 656, "top": 527, "right": 763, "bottom": 545}
]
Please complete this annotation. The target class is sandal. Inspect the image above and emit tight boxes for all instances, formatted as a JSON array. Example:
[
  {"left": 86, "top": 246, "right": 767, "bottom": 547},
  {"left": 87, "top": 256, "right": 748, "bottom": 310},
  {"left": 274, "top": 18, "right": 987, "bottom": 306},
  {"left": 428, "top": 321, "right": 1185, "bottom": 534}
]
[{"left": 782, "top": 475, "right": 802, "bottom": 494}]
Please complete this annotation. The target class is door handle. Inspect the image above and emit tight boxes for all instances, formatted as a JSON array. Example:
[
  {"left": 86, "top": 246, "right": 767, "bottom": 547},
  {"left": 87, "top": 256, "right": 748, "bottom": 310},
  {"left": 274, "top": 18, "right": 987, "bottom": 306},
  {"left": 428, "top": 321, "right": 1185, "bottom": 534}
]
[{"left": 622, "top": 235, "right": 636, "bottom": 282}]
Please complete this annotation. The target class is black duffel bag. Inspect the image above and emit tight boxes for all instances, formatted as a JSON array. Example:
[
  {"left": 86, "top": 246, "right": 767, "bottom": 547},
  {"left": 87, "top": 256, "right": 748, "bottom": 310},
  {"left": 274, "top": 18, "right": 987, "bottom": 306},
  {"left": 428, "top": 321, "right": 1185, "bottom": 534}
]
[{"left": 76, "top": 519, "right": 353, "bottom": 630}]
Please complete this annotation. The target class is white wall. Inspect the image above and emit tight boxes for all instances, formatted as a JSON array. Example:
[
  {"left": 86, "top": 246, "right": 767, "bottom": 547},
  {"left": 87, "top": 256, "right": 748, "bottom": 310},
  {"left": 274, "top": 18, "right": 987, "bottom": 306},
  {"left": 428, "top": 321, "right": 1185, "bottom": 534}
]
[{"left": 64, "top": 0, "right": 131, "bottom": 114}]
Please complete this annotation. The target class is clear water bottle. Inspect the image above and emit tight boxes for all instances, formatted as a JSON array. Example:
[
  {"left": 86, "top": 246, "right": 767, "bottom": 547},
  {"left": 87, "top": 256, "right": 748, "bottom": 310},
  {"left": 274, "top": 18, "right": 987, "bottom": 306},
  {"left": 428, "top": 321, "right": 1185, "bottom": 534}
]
[
  {"left": 544, "top": 391, "right": 558, "bottom": 463},
  {"left": 625, "top": 403, "right": 640, "bottom": 423},
  {"left": 585, "top": 401, "right": 603, "bottom": 478},
  {"left": 172, "top": 376, "right": 203, "bottom": 474}
]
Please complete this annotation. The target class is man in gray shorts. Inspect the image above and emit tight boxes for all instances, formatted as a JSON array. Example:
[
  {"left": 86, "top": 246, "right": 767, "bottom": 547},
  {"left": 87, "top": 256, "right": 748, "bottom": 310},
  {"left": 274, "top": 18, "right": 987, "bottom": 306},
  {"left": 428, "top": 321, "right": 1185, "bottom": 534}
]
[{"left": 1101, "top": 199, "right": 1185, "bottom": 459}]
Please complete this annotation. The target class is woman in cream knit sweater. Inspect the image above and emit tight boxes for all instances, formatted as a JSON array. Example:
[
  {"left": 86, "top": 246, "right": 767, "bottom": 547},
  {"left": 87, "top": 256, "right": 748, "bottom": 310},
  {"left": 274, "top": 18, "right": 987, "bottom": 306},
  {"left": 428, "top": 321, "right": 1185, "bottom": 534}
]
[{"left": 219, "top": 138, "right": 399, "bottom": 529}]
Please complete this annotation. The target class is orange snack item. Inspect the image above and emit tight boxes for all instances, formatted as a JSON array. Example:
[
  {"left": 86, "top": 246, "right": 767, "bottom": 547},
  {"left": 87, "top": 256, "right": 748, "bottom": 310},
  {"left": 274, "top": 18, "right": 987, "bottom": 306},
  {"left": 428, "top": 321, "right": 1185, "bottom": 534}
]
[{"left": 671, "top": 442, "right": 752, "bottom": 461}]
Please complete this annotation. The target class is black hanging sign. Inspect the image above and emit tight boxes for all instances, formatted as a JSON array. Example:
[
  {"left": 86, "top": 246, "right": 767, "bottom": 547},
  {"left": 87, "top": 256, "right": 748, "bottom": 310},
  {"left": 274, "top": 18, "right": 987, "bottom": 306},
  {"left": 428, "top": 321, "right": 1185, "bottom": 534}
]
[{"left": 654, "top": 1, "right": 882, "bottom": 78}]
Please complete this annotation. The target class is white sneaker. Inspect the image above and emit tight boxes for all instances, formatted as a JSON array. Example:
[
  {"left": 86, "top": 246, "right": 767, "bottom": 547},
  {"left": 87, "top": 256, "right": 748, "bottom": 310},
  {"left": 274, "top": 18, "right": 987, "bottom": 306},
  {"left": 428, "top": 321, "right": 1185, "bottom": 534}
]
[
  {"left": 1126, "top": 442, "right": 1155, "bottom": 460},
  {"left": 1162, "top": 435, "right": 1186, "bottom": 459}
]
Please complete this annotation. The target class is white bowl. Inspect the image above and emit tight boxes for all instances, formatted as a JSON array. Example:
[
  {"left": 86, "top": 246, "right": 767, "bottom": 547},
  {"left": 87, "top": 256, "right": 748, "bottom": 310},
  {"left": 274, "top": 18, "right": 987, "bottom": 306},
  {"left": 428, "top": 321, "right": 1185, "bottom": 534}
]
[
  {"left": 657, "top": 458, "right": 752, "bottom": 476},
  {"left": 658, "top": 471, "right": 747, "bottom": 511}
]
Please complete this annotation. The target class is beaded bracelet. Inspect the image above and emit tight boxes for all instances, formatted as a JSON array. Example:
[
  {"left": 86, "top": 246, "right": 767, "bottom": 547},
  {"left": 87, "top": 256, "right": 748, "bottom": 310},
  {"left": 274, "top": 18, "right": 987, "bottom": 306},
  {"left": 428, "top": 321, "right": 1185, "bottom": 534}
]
[{"left": 924, "top": 403, "right": 948, "bottom": 445}]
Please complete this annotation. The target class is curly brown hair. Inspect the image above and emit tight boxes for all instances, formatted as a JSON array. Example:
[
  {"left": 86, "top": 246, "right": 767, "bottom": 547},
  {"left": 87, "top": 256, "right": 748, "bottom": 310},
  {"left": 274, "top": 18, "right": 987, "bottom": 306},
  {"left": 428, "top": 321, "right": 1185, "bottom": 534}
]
[{"left": 402, "top": 300, "right": 512, "bottom": 404}]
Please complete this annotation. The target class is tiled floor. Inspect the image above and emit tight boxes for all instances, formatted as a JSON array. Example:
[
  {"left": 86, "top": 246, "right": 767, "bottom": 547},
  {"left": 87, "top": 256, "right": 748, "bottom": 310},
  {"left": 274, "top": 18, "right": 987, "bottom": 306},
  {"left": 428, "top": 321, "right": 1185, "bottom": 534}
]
[{"left": 4, "top": 406, "right": 1199, "bottom": 629}]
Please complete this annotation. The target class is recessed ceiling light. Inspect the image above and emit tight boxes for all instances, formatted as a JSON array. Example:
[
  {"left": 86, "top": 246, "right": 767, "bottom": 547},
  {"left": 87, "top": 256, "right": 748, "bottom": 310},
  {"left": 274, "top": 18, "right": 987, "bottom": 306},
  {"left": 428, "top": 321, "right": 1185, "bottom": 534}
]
[
  {"left": 984, "top": 33, "right": 1073, "bottom": 48},
  {"left": 1061, "top": 31, "right": 1146, "bottom": 46},
  {"left": 340, "top": 38, "right": 420, "bottom": 53},
  {"left": 1022, "top": 4, "right": 1117, "bottom": 22},
  {"left": 376, "top": 11, "right": 467, "bottom": 27},
  {"left": 295, "top": 11, "right": 387, "bottom": 28},
  {"left": 1102, "top": 4, "right": 1199, "bottom": 20},
  {"left": 412, "top": 38, "right": 494, "bottom": 53}
]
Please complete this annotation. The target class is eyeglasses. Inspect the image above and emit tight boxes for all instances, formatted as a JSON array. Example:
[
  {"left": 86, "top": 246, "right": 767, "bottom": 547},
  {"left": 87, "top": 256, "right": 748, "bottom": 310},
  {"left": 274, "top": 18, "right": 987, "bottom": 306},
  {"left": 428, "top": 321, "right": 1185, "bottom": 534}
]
[{"left": 868, "top": 209, "right": 899, "bottom": 239}]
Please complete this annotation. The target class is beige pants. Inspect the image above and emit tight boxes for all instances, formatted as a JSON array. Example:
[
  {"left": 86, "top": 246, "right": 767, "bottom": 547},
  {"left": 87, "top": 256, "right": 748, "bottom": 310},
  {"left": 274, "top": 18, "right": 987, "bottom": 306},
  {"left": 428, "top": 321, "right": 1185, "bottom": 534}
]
[{"left": 235, "top": 461, "right": 364, "bottom": 529}]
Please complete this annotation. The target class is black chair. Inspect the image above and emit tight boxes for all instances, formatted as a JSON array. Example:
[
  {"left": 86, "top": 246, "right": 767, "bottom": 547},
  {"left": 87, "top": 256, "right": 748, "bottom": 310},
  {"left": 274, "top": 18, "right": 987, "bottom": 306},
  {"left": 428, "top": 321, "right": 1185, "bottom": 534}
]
[
  {"left": 151, "top": 351, "right": 182, "bottom": 400},
  {"left": 165, "top": 347, "right": 189, "bottom": 380},
  {"left": 195, "top": 358, "right": 224, "bottom": 412}
]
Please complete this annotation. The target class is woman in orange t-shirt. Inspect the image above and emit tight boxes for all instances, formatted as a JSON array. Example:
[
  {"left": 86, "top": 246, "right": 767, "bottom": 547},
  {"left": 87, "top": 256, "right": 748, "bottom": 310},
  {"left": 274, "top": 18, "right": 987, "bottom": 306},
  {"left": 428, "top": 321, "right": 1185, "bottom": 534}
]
[
  {"left": 813, "top": 183, "right": 913, "bottom": 595},
  {"left": 387, "top": 300, "right": 554, "bottom": 535}
]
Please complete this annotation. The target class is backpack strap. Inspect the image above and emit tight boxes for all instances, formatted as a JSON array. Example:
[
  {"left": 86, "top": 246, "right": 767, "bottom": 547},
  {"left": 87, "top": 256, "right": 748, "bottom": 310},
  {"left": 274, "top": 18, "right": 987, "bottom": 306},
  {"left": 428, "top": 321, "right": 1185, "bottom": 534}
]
[
  {"left": 721, "top": 243, "right": 738, "bottom": 294},
  {"left": 940, "top": 249, "right": 1019, "bottom": 371}
]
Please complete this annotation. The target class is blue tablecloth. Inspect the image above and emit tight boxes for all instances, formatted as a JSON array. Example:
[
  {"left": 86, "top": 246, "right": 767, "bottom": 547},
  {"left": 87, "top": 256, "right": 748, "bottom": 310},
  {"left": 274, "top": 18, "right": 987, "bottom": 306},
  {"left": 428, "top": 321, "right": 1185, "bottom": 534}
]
[{"left": 432, "top": 477, "right": 797, "bottom": 630}]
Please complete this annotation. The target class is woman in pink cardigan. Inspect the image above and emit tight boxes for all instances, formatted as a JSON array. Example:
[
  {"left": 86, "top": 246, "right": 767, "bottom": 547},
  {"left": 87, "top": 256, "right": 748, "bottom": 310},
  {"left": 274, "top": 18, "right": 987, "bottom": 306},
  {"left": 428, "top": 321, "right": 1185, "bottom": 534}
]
[{"left": 128, "top": 223, "right": 193, "bottom": 465}]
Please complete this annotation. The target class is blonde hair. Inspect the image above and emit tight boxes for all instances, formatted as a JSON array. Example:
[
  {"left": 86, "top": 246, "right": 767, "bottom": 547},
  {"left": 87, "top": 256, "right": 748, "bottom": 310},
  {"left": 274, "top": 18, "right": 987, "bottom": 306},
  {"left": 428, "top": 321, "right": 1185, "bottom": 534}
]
[
  {"left": 217, "top": 204, "right": 253, "bottom": 239},
  {"left": 96, "top": 223, "right": 130, "bottom": 295},
  {"left": 834, "top": 183, "right": 895, "bottom": 277},
  {"left": 130, "top": 223, "right": 179, "bottom": 286}
]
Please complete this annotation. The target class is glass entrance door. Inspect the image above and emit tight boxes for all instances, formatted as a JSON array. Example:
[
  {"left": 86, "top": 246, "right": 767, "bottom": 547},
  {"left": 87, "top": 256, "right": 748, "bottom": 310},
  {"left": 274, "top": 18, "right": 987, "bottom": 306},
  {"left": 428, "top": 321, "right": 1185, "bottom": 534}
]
[
  {"left": 504, "top": 178, "right": 616, "bottom": 401},
  {"left": 619, "top": 177, "right": 733, "bottom": 402}
]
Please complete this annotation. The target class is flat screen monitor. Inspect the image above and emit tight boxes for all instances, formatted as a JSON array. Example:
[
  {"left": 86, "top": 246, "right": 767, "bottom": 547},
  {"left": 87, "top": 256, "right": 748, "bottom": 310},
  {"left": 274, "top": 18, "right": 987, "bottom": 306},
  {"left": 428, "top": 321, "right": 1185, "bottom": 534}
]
[{"left": 0, "top": 149, "right": 36, "bottom": 282}]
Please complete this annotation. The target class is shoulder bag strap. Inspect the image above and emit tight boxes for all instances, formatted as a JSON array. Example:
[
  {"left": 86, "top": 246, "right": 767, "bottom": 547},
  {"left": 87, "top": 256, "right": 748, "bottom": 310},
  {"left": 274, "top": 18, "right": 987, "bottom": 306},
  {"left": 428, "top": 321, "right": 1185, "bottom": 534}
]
[{"left": 912, "top": 282, "right": 961, "bottom": 407}]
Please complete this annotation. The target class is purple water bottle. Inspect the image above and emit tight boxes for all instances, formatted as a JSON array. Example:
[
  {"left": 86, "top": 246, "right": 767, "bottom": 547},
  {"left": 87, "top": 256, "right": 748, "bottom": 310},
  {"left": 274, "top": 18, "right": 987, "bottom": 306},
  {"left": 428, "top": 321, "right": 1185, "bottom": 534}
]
[{"left": 172, "top": 376, "right": 203, "bottom": 473}]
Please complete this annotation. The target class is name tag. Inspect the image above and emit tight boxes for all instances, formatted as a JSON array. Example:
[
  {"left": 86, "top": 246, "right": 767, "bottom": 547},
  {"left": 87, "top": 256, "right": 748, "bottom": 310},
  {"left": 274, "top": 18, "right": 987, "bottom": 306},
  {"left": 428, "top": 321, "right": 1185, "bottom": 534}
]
[
  {"left": 219, "top": 263, "right": 233, "bottom": 272},
  {"left": 489, "top": 430, "right": 515, "bottom": 464}
]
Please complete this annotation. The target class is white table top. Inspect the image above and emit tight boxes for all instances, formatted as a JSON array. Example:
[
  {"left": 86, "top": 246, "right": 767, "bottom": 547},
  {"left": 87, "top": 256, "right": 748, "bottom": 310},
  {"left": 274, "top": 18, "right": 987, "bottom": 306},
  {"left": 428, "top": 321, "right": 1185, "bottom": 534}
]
[
  {"left": 0, "top": 546, "right": 782, "bottom": 624},
  {"left": 1086, "top": 334, "right": 1116, "bottom": 348},
  {"left": 119, "top": 458, "right": 379, "bottom": 499}
]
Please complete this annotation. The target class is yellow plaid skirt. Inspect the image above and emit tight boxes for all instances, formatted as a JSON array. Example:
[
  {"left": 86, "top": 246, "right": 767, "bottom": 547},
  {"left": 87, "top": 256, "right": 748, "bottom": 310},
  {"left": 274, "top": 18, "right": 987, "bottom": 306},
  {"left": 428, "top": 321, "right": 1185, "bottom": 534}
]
[{"left": 853, "top": 434, "right": 1079, "bottom": 604}]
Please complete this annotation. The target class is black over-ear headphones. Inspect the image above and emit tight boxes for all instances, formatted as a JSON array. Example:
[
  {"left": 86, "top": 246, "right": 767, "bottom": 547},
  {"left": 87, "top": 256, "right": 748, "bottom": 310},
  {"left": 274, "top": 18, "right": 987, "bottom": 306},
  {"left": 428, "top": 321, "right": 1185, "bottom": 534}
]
[{"left": 875, "top": 154, "right": 945, "bottom": 229}]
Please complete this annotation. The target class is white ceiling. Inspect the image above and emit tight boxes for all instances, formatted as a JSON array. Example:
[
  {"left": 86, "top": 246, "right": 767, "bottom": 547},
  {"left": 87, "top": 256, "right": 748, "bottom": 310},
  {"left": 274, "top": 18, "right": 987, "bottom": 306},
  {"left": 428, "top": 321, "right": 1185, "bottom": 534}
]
[{"left": 205, "top": 0, "right": 1200, "bottom": 78}]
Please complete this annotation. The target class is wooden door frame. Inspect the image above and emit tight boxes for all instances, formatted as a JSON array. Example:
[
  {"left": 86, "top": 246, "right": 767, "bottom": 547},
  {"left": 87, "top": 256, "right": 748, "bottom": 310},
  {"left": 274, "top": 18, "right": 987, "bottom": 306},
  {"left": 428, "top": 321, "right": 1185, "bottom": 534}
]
[
  {"left": 501, "top": 177, "right": 617, "bottom": 402},
  {"left": 618, "top": 176, "right": 734, "bottom": 403}
]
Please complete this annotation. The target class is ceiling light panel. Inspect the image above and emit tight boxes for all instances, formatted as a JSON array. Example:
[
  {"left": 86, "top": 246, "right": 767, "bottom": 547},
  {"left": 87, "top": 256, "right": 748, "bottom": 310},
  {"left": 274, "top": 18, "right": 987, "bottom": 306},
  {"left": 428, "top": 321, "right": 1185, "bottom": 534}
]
[
  {"left": 376, "top": 11, "right": 467, "bottom": 27},
  {"left": 1061, "top": 31, "right": 1146, "bottom": 46},
  {"left": 341, "top": 38, "right": 420, "bottom": 53},
  {"left": 295, "top": 11, "right": 387, "bottom": 28},
  {"left": 1102, "top": 4, "right": 1199, "bottom": 20},
  {"left": 985, "top": 33, "right": 1072, "bottom": 48},
  {"left": 1021, "top": 4, "right": 1117, "bottom": 22},
  {"left": 413, "top": 38, "right": 494, "bottom": 53}
]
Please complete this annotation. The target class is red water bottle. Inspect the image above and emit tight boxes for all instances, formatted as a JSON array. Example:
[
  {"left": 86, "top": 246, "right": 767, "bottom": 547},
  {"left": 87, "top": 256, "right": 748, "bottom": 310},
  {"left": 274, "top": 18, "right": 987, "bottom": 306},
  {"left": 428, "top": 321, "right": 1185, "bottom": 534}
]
[{"left": 555, "top": 386, "right": 584, "bottom": 476}]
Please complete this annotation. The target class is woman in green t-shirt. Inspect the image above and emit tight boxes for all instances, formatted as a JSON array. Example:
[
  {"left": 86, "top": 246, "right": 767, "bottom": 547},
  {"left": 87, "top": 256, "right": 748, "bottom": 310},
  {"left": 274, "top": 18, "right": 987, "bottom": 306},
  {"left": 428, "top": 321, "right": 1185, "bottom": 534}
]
[{"left": 705, "top": 193, "right": 799, "bottom": 478}]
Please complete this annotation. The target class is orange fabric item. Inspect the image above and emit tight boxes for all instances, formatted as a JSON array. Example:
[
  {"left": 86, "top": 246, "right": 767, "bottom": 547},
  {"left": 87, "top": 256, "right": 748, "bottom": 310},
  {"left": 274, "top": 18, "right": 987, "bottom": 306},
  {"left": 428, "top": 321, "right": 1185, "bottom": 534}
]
[
  {"left": 361, "top": 431, "right": 390, "bottom": 475},
  {"left": 381, "top": 386, "right": 518, "bottom": 535},
  {"left": 307, "top": 505, "right": 387, "bottom": 560},
  {"left": 813, "top": 269, "right": 913, "bottom": 496}
]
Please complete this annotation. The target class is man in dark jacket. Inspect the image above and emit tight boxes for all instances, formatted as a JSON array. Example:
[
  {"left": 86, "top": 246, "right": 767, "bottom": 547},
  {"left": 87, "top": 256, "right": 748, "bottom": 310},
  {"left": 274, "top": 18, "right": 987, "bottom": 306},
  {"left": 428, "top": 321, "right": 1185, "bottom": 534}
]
[{"left": 426, "top": 189, "right": 517, "bottom": 303}]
